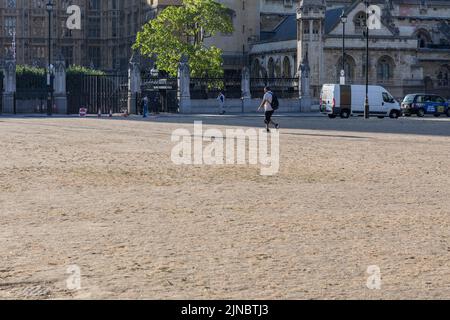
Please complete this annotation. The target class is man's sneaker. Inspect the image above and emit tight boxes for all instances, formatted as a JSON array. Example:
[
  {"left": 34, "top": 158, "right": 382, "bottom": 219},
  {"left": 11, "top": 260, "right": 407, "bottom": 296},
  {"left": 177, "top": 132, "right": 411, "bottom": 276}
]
[{"left": 266, "top": 128, "right": 271, "bottom": 133}]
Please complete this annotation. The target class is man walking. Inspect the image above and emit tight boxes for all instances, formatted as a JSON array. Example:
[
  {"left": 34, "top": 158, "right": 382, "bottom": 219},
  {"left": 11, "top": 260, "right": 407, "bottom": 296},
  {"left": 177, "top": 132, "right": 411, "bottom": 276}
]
[
  {"left": 258, "top": 87, "right": 280, "bottom": 132},
  {"left": 217, "top": 91, "right": 226, "bottom": 115}
]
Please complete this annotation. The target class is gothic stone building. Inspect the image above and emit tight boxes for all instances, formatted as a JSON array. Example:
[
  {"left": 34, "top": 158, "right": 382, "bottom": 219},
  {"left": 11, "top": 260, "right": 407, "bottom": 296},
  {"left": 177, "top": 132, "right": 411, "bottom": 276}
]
[
  {"left": 250, "top": 0, "right": 450, "bottom": 99},
  {"left": 0, "top": 0, "right": 326, "bottom": 74},
  {"left": 0, "top": 0, "right": 174, "bottom": 71},
  {"left": 0, "top": 0, "right": 298, "bottom": 73}
]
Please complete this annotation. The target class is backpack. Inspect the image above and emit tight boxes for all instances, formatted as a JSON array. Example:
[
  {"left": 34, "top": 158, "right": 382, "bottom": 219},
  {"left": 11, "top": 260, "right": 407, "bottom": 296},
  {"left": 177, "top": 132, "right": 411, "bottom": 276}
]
[{"left": 271, "top": 92, "right": 279, "bottom": 110}]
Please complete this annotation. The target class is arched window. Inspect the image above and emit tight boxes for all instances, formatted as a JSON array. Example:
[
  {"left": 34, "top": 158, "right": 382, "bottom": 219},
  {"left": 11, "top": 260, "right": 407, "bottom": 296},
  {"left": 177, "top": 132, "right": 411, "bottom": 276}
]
[
  {"left": 415, "top": 29, "right": 432, "bottom": 48},
  {"left": 336, "top": 55, "right": 356, "bottom": 83},
  {"left": 268, "top": 57, "right": 275, "bottom": 78},
  {"left": 303, "top": 21, "right": 310, "bottom": 35},
  {"left": 377, "top": 56, "right": 395, "bottom": 81},
  {"left": 437, "top": 65, "right": 450, "bottom": 87},
  {"left": 251, "top": 59, "right": 260, "bottom": 78},
  {"left": 354, "top": 11, "right": 367, "bottom": 32},
  {"left": 313, "top": 21, "right": 320, "bottom": 35},
  {"left": 282, "top": 57, "right": 291, "bottom": 78}
]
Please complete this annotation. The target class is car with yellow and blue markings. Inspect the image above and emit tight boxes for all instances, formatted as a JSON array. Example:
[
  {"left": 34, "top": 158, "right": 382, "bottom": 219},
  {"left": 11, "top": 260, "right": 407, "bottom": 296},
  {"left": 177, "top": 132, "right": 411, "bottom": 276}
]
[{"left": 401, "top": 94, "right": 450, "bottom": 117}]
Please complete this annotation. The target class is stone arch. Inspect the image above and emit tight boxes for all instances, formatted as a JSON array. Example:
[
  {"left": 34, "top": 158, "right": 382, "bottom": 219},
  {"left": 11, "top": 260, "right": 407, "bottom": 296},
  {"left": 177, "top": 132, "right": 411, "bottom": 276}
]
[
  {"left": 282, "top": 56, "right": 292, "bottom": 78},
  {"left": 414, "top": 29, "right": 432, "bottom": 48},
  {"left": 251, "top": 58, "right": 261, "bottom": 78},
  {"left": 336, "top": 54, "right": 356, "bottom": 83},
  {"left": 376, "top": 55, "right": 395, "bottom": 81},
  {"left": 251, "top": 58, "right": 267, "bottom": 78},
  {"left": 268, "top": 57, "right": 275, "bottom": 78}
]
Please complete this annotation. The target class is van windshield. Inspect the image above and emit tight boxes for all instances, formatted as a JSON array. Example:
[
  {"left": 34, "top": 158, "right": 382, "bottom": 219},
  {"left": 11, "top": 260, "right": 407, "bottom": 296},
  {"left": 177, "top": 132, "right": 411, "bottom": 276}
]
[
  {"left": 383, "top": 92, "right": 395, "bottom": 103},
  {"left": 403, "top": 95, "right": 415, "bottom": 103}
]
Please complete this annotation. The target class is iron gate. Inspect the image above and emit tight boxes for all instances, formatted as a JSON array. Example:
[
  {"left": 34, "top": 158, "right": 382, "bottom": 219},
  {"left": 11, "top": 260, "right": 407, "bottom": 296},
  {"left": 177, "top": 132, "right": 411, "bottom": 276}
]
[
  {"left": 14, "top": 73, "right": 48, "bottom": 114},
  {"left": 67, "top": 74, "right": 128, "bottom": 114},
  {"left": 139, "top": 76, "right": 179, "bottom": 114}
]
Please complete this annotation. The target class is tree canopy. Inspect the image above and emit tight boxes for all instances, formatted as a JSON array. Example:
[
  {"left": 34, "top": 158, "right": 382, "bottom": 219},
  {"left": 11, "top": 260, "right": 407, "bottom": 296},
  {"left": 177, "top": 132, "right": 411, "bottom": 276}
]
[{"left": 133, "top": 0, "right": 233, "bottom": 78}]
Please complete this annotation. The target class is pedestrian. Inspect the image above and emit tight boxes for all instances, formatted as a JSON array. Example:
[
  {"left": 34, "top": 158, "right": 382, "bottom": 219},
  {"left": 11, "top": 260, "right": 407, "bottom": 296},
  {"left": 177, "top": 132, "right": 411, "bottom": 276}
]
[
  {"left": 143, "top": 95, "right": 149, "bottom": 118},
  {"left": 258, "top": 87, "right": 280, "bottom": 132},
  {"left": 217, "top": 91, "right": 226, "bottom": 115}
]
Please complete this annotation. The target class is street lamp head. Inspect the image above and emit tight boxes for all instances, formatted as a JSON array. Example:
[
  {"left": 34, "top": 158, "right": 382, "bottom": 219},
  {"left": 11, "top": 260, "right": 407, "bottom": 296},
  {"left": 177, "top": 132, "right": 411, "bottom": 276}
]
[
  {"left": 340, "top": 11, "right": 348, "bottom": 24},
  {"left": 46, "top": 1, "right": 54, "bottom": 12},
  {"left": 150, "top": 66, "right": 159, "bottom": 77}
]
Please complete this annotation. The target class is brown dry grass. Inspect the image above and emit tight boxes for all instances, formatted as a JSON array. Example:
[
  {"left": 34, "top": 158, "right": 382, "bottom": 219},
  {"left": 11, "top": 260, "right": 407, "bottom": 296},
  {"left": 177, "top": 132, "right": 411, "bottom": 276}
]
[{"left": 0, "top": 116, "right": 449, "bottom": 299}]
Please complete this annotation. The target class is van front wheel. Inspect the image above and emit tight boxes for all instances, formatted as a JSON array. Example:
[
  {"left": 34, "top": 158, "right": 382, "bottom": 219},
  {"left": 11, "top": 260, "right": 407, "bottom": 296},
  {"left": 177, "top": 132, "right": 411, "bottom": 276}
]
[
  {"left": 389, "top": 110, "right": 400, "bottom": 119},
  {"left": 340, "top": 110, "right": 350, "bottom": 119},
  {"left": 328, "top": 114, "right": 337, "bottom": 119}
]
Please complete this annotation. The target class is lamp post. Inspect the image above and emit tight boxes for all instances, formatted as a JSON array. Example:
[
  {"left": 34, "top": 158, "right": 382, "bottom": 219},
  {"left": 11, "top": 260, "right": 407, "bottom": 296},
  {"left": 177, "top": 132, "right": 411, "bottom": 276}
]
[
  {"left": 46, "top": 1, "right": 54, "bottom": 116},
  {"left": 340, "top": 10, "right": 348, "bottom": 85},
  {"left": 364, "top": 0, "right": 370, "bottom": 119}
]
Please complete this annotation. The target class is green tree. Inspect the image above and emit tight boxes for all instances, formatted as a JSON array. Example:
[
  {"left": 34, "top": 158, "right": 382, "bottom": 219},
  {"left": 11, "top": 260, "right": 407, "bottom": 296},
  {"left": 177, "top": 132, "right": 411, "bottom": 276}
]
[{"left": 133, "top": 0, "right": 233, "bottom": 78}]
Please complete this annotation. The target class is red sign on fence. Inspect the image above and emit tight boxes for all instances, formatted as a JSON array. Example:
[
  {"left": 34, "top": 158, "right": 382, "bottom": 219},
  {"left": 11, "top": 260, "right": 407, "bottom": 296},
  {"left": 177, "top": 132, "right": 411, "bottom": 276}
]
[{"left": 79, "top": 107, "right": 87, "bottom": 117}]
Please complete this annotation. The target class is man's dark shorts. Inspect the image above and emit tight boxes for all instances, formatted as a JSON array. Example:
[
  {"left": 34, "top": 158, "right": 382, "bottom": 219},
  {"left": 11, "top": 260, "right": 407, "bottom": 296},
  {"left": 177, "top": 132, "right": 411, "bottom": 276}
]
[{"left": 265, "top": 110, "right": 275, "bottom": 124}]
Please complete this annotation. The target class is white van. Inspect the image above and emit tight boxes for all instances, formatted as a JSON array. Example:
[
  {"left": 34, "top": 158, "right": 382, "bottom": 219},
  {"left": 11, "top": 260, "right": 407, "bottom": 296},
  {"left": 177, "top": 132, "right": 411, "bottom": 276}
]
[{"left": 320, "top": 84, "right": 401, "bottom": 119}]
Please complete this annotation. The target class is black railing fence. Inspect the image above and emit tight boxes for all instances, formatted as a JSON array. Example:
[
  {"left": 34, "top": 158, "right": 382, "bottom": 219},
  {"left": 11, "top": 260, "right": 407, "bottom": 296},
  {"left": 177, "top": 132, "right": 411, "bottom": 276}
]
[
  {"left": 250, "top": 78, "right": 299, "bottom": 99},
  {"left": 16, "top": 72, "right": 47, "bottom": 91},
  {"left": 189, "top": 77, "right": 299, "bottom": 100},
  {"left": 67, "top": 74, "right": 128, "bottom": 114},
  {"left": 190, "top": 77, "right": 242, "bottom": 99},
  {"left": 14, "top": 73, "right": 47, "bottom": 113}
]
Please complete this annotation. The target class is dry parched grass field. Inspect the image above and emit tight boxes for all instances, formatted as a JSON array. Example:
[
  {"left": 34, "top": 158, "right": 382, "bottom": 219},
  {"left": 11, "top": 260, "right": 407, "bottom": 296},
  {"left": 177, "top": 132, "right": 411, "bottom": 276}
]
[{"left": 0, "top": 116, "right": 449, "bottom": 299}]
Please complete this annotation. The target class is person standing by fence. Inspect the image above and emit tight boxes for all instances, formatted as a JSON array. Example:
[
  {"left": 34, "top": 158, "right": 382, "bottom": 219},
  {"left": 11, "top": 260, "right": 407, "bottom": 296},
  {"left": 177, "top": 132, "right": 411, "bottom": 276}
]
[{"left": 217, "top": 91, "right": 226, "bottom": 115}]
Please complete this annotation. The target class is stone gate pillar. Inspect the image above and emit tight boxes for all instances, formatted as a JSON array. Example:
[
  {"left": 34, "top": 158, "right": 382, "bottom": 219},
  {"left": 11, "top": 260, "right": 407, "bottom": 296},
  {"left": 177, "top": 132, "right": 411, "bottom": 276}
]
[
  {"left": 2, "top": 53, "right": 16, "bottom": 114},
  {"left": 178, "top": 55, "right": 191, "bottom": 114},
  {"left": 299, "top": 53, "right": 312, "bottom": 113},
  {"left": 128, "top": 53, "right": 141, "bottom": 115},
  {"left": 241, "top": 66, "right": 252, "bottom": 112},
  {"left": 54, "top": 54, "right": 67, "bottom": 114}
]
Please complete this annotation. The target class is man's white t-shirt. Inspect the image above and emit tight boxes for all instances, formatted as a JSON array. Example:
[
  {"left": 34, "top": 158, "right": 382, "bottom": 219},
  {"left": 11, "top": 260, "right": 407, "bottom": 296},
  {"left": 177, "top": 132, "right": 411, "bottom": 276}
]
[{"left": 263, "top": 92, "right": 273, "bottom": 112}]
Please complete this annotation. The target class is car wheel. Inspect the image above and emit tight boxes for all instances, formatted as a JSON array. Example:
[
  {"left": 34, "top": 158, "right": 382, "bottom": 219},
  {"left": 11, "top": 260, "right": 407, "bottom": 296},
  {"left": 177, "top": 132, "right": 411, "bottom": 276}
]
[
  {"left": 417, "top": 108, "right": 426, "bottom": 117},
  {"left": 377, "top": 116, "right": 385, "bottom": 119},
  {"left": 390, "top": 110, "right": 400, "bottom": 119},
  {"left": 404, "top": 113, "right": 411, "bottom": 117},
  {"left": 340, "top": 110, "right": 350, "bottom": 119},
  {"left": 434, "top": 113, "right": 441, "bottom": 117},
  {"left": 328, "top": 114, "right": 337, "bottom": 119},
  {"left": 446, "top": 109, "right": 450, "bottom": 117}
]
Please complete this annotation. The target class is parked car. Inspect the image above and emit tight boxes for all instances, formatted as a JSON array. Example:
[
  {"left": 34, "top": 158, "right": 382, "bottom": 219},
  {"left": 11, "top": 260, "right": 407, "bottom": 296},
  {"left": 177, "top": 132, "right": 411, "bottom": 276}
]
[
  {"left": 401, "top": 94, "right": 450, "bottom": 117},
  {"left": 320, "top": 84, "right": 401, "bottom": 119}
]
